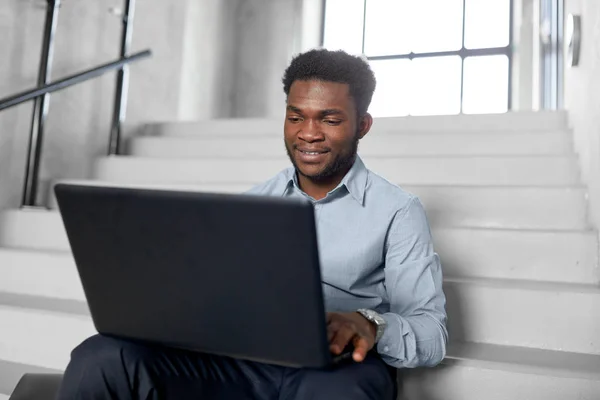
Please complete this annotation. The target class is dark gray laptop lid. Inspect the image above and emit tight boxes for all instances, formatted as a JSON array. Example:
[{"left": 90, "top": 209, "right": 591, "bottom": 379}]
[{"left": 54, "top": 183, "right": 332, "bottom": 368}]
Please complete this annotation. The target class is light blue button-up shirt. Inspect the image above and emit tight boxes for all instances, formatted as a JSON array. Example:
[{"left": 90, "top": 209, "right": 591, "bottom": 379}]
[{"left": 247, "top": 156, "right": 448, "bottom": 368}]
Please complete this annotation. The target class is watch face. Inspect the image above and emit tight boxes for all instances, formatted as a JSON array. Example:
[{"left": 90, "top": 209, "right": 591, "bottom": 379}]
[
  {"left": 358, "top": 309, "right": 386, "bottom": 342},
  {"left": 374, "top": 315, "right": 386, "bottom": 326},
  {"left": 360, "top": 309, "right": 384, "bottom": 326}
]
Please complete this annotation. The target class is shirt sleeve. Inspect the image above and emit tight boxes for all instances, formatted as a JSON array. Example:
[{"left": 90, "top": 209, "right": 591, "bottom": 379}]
[{"left": 376, "top": 196, "right": 448, "bottom": 368}]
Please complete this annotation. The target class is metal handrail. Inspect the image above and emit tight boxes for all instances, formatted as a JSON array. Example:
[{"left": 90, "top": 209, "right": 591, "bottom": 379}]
[
  {"left": 109, "top": 0, "right": 137, "bottom": 155},
  {"left": 0, "top": 50, "right": 151, "bottom": 112},
  {"left": 0, "top": 0, "right": 151, "bottom": 207},
  {"left": 20, "top": 0, "right": 60, "bottom": 208}
]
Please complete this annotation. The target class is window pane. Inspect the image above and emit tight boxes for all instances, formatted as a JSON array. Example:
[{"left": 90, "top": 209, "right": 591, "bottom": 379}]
[
  {"left": 462, "top": 55, "right": 509, "bottom": 114},
  {"left": 464, "top": 0, "right": 510, "bottom": 49},
  {"left": 411, "top": 0, "right": 464, "bottom": 53},
  {"left": 323, "top": 0, "right": 365, "bottom": 54},
  {"left": 411, "top": 56, "right": 462, "bottom": 116},
  {"left": 368, "top": 59, "right": 411, "bottom": 117},
  {"left": 364, "top": 0, "right": 412, "bottom": 56},
  {"left": 369, "top": 57, "right": 462, "bottom": 117},
  {"left": 364, "top": 0, "right": 463, "bottom": 56}
]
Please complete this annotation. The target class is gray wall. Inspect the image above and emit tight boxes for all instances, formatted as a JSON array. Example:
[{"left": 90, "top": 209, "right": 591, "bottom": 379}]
[
  {"left": 178, "top": 0, "right": 237, "bottom": 120},
  {"left": 178, "top": 0, "right": 321, "bottom": 120},
  {"left": 0, "top": 0, "right": 47, "bottom": 210},
  {"left": 0, "top": 0, "right": 322, "bottom": 210},
  {"left": 564, "top": 0, "right": 600, "bottom": 228},
  {"left": 232, "top": 0, "right": 304, "bottom": 118},
  {"left": 0, "top": 0, "right": 190, "bottom": 209}
]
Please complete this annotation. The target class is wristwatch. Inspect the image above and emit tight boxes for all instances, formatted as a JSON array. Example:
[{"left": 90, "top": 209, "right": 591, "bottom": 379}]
[{"left": 356, "top": 309, "right": 387, "bottom": 343}]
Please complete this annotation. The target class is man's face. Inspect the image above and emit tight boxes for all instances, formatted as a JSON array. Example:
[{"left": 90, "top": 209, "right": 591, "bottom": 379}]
[{"left": 284, "top": 80, "right": 365, "bottom": 183}]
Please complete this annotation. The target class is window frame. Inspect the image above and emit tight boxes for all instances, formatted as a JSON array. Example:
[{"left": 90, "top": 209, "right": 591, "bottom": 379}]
[
  {"left": 320, "top": 0, "right": 515, "bottom": 113},
  {"left": 539, "top": 0, "right": 564, "bottom": 110}
]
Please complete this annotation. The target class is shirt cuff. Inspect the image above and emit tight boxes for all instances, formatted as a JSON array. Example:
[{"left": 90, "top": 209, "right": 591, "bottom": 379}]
[{"left": 376, "top": 312, "right": 404, "bottom": 358}]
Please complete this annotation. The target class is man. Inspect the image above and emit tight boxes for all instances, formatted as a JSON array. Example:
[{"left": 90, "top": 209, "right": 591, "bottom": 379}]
[{"left": 58, "top": 49, "right": 447, "bottom": 399}]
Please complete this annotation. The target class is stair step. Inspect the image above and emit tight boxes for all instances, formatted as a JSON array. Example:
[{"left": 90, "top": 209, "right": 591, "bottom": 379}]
[
  {"left": 0, "top": 305, "right": 95, "bottom": 370},
  {"left": 0, "top": 349, "right": 597, "bottom": 400},
  {"left": 0, "top": 209, "right": 67, "bottom": 251},
  {"left": 2, "top": 208, "right": 596, "bottom": 284},
  {"left": 0, "top": 292, "right": 88, "bottom": 316},
  {"left": 46, "top": 180, "right": 590, "bottom": 230},
  {"left": 2, "top": 241, "right": 594, "bottom": 305},
  {"left": 444, "top": 277, "right": 600, "bottom": 354},
  {"left": 0, "top": 248, "right": 84, "bottom": 301},
  {"left": 0, "top": 359, "right": 61, "bottom": 397},
  {"left": 1, "top": 301, "right": 598, "bottom": 400},
  {"left": 2, "top": 244, "right": 598, "bottom": 345},
  {"left": 2, "top": 283, "right": 598, "bottom": 384},
  {"left": 435, "top": 227, "right": 598, "bottom": 284},
  {"left": 92, "top": 156, "right": 580, "bottom": 186},
  {"left": 445, "top": 342, "right": 600, "bottom": 380},
  {"left": 403, "top": 343, "right": 600, "bottom": 400},
  {"left": 138, "top": 111, "right": 568, "bottom": 136},
  {"left": 1, "top": 245, "right": 598, "bottom": 353},
  {"left": 128, "top": 130, "right": 574, "bottom": 157},
  {"left": 414, "top": 185, "right": 588, "bottom": 230}
]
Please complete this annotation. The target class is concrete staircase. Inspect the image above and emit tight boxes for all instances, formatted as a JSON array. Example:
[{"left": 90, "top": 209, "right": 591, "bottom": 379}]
[{"left": 1, "top": 110, "right": 599, "bottom": 399}]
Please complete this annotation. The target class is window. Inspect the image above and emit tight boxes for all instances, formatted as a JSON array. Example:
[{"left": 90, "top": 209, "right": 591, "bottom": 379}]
[{"left": 322, "top": 0, "right": 513, "bottom": 116}]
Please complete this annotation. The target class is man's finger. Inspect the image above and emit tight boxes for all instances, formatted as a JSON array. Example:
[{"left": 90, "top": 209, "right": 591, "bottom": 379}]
[
  {"left": 329, "top": 325, "right": 357, "bottom": 355},
  {"left": 327, "top": 319, "right": 340, "bottom": 332},
  {"left": 327, "top": 319, "right": 341, "bottom": 340},
  {"left": 327, "top": 325, "right": 336, "bottom": 341},
  {"left": 326, "top": 312, "right": 336, "bottom": 324},
  {"left": 352, "top": 336, "right": 371, "bottom": 362}
]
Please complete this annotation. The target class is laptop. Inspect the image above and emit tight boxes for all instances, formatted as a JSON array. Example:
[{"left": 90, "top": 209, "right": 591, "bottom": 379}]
[{"left": 54, "top": 183, "right": 350, "bottom": 369}]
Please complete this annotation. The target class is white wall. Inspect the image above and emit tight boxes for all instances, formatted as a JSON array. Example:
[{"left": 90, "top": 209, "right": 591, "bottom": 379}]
[
  {"left": 512, "top": 0, "right": 538, "bottom": 111},
  {"left": 564, "top": 0, "right": 600, "bottom": 229}
]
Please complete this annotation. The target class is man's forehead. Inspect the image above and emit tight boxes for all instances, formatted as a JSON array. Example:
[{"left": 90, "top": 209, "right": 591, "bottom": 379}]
[
  {"left": 287, "top": 80, "right": 352, "bottom": 110},
  {"left": 289, "top": 80, "right": 350, "bottom": 97}
]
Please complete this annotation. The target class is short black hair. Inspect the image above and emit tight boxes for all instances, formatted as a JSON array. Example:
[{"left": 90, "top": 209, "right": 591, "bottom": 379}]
[{"left": 282, "top": 49, "right": 376, "bottom": 116}]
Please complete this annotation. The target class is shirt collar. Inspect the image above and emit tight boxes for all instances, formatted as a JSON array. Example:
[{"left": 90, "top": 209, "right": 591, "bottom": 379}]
[
  {"left": 281, "top": 156, "right": 368, "bottom": 205},
  {"left": 282, "top": 168, "right": 299, "bottom": 195},
  {"left": 341, "top": 156, "right": 368, "bottom": 204}
]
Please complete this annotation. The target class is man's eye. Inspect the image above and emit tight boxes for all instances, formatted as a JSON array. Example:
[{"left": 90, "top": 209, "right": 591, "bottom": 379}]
[
  {"left": 287, "top": 117, "right": 302, "bottom": 123},
  {"left": 324, "top": 120, "right": 341, "bottom": 126}
]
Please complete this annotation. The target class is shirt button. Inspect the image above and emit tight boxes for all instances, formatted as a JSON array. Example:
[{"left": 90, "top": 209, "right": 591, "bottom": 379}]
[{"left": 384, "top": 346, "right": 390, "bottom": 352}]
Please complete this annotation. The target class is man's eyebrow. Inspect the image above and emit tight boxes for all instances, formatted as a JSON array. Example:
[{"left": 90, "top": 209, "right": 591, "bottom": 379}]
[
  {"left": 320, "top": 109, "right": 345, "bottom": 117},
  {"left": 286, "top": 106, "right": 345, "bottom": 117}
]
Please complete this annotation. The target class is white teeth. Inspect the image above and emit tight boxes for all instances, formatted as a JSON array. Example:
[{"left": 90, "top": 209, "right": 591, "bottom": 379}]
[{"left": 302, "top": 151, "right": 321, "bottom": 155}]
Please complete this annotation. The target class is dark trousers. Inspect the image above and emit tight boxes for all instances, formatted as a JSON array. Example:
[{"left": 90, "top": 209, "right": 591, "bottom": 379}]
[{"left": 57, "top": 334, "right": 397, "bottom": 400}]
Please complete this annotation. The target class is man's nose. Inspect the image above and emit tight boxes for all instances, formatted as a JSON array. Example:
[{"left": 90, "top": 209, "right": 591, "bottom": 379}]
[{"left": 298, "top": 120, "right": 324, "bottom": 142}]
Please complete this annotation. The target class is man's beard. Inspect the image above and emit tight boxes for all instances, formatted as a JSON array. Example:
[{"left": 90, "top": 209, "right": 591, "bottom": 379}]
[{"left": 285, "top": 137, "right": 359, "bottom": 183}]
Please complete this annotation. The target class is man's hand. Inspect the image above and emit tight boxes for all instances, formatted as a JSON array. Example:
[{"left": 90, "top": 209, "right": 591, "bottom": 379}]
[{"left": 327, "top": 312, "right": 377, "bottom": 362}]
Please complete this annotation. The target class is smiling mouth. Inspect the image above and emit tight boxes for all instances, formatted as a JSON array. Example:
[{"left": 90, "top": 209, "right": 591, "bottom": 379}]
[
  {"left": 294, "top": 148, "right": 329, "bottom": 163},
  {"left": 296, "top": 146, "right": 329, "bottom": 154}
]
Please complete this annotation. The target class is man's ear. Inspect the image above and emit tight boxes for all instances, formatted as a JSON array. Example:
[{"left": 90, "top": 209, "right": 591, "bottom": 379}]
[{"left": 358, "top": 113, "right": 373, "bottom": 140}]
